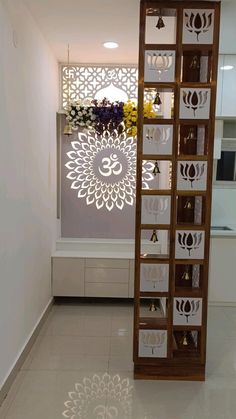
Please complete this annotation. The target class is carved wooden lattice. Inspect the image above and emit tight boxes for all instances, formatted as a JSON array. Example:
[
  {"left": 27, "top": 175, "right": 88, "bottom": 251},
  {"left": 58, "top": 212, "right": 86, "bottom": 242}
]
[{"left": 61, "top": 65, "right": 138, "bottom": 109}]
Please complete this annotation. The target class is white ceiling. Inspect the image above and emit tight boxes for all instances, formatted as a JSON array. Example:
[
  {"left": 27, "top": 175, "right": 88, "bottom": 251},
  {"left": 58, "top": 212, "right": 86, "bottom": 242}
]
[{"left": 23, "top": 0, "right": 236, "bottom": 64}]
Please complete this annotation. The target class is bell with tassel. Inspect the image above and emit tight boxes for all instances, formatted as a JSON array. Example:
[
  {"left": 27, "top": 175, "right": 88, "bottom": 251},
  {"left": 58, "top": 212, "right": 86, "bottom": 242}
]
[
  {"left": 150, "top": 229, "right": 158, "bottom": 243},
  {"left": 152, "top": 161, "right": 161, "bottom": 176}
]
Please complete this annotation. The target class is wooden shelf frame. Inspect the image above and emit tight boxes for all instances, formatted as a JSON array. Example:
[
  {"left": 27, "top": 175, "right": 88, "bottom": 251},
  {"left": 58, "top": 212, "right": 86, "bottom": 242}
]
[{"left": 133, "top": 0, "right": 221, "bottom": 381}]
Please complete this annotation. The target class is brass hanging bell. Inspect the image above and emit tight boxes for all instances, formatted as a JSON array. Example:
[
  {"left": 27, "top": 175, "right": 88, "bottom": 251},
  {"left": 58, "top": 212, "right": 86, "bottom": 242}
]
[
  {"left": 182, "top": 332, "right": 189, "bottom": 346},
  {"left": 153, "top": 91, "right": 162, "bottom": 105},
  {"left": 181, "top": 266, "right": 191, "bottom": 281},
  {"left": 184, "top": 127, "right": 196, "bottom": 144},
  {"left": 153, "top": 161, "right": 161, "bottom": 176},
  {"left": 156, "top": 10, "right": 165, "bottom": 30},
  {"left": 150, "top": 229, "right": 158, "bottom": 243},
  {"left": 190, "top": 55, "right": 200, "bottom": 70},
  {"left": 184, "top": 199, "right": 193, "bottom": 210},
  {"left": 64, "top": 122, "right": 73, "bottom": 136},
  {"left": 149, "top": 300, "right": 158, "bottom": 312}
]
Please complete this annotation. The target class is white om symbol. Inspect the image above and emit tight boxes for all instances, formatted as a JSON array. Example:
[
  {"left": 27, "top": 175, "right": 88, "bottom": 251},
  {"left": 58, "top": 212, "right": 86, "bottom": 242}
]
[
  {"left": 98, "top": 153, "right": 122, "bottom": 177},
  {"left": 93, "top": 405, "right": 118, "bottom": 419}
]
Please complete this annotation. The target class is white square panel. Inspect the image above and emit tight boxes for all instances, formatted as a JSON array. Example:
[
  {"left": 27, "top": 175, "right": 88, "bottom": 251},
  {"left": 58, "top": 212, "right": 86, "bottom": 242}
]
[
  {"left": 140, "top": 263, "right": 169, "bottom": 292},
  {"left": 175, "top": 230, "right": 205, "bottom": 259},
  {"left": 177, "top": 161, "right": 207, "bottom": 191},
  {"left": 145, "top": 16, "right": 176, "bottom": 44},
  {"left": 139, "top": 329, "right": 167, "bottom": 358},
  {"left": 144, "top": 50, "right": 176, "bottom": 82},
  {"left": 179, "top": 88, "right": 211, "bottom": 119},
  {"left": 173, "top": 298, "right": 202, "bottom": 326},
  {"left": 183, "top": 9, "right": 215, "bottom": 44},
  {"left": 141, "top": 195, "right": 171, "bottom": 225},
  {"left": 143, "top": 125, "right": 173, "bottom": 155}
]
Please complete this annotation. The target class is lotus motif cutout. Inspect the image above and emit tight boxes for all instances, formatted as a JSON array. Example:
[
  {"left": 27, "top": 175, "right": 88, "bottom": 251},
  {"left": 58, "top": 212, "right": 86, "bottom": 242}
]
[
  {"left": 142, "top": 265, "right": 168, "bottom": 289},
  {"left": 178, "top": 232, "right": 203, "bottom": 256},
  {"left": 141, "top": 331, "right": 166, "bottom": 355},
  {"left": 144, "top": 197, "right": 169, "bottom": 223},
  {"left": 182, "top": 90, "right": 208, "bottom": 117},
  {"left": 180, "top": 162, "right": 205, "bottom": 188},
  {"left": 146, "top": 127, "right": 171, "bottom": 145},
  {"left": 147, "top": 53, "right": 173, "bottom": 79},
  {"left": 185, "top": 11, "right": 213, "bottom": 41},
  {"left": 175, "top": 299, "right": 200, "bottom": 323}
]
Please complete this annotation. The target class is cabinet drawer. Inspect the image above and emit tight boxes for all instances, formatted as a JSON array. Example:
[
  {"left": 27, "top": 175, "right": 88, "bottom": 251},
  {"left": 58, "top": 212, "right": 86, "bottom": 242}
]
[
  {"left": 85, "top": 259, "right": 129, "bottom": 269},
  {"left": 52, "top": 257, "right": 85, "bottom": 296},
  {"left": 85, "top": 283, "right": 129, "bottom": 298},
  {"left": 85, "top": 268, "right": 129, "bottom": 284}
]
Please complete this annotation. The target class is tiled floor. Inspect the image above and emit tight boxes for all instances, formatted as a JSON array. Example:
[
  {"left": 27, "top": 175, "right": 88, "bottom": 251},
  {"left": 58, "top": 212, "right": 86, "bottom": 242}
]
[{"left": 1, "top": 302, "right": 236, "bottom": 418}]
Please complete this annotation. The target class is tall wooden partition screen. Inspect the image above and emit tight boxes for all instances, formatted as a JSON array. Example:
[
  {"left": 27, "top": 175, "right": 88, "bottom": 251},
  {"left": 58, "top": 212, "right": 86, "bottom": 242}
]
[{"left": 134, "top": 0, "right": 220, "bottom": 380}]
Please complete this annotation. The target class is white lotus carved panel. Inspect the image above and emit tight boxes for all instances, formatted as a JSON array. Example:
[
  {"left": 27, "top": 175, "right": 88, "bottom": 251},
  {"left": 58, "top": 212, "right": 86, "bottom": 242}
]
[
  {"left": 179, "top": 88, "right": 211, "bottom": 119},
  {"left": 183, "top": 9, "right": 214, "bottom": 44},
  {"left": 177, "top": 161, "right": 207, "bottom": 191},
  {"left": 144, "top": 50, "right": 176, "bottom": 82},
  {"left": 173, "top": 298, "right": 202, "bottom": 326},
  {"left": 141, "top": 195, "right": 171, "bottom": 225},
  {"left": 143, "top": 125, "right": 173, "bottom": 155},
  {"left": 140, "top": 263, "right": 169, "bottom": 292},
  {"left": 175, "top": 230, "right": 205, "bottom": 259},
  {"left": 139, "top": 330, "right": 167, "bottom": 357}
]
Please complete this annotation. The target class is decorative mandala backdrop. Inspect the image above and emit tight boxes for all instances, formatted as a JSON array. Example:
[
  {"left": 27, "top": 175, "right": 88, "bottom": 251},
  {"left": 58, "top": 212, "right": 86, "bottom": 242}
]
[
  {"left": 65, "top": 130, "right": 155, "bottom": 212},
  {"left": 62, "top": 373, "right": 133, "bottom": 419}
]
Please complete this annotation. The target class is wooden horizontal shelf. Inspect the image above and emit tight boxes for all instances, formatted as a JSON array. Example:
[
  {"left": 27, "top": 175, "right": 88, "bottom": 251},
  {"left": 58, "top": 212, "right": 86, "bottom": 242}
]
[
  {"left": 177, "top": 119, "right": 210, "bottom": 125},
  {"left": 140, "top": 254, "right": 169, "bottom": 262},
  {"left": 180, "top": 82, "right": 211, "bottom": 89},
  {"left": 176, "top": 190, "right": 207, "bottom": 196},
  {"left": 177, "top": 155, "right": 208, "bottom": 161},
  {"left": 175, "top": 260, "right": 204, "bottom": 265},
  {"left": 173, "top": 325, "right": 202, "bottom": 332},
  {"left": 141, "top": 189, "right": 171, "bottom": 196},
  {"left": 141, "top": 224, "right": 170, "bottom": 230},
  {"left": 144, "top": 118, "right": 174, "bottom": 125},
  {"left": 181, "top": 44, "right": 213, "bottom": 52},
  {"left": 175, "top": 224, "right": 206, "bottom": 230},
  {"left": 174, "top": 287, "right": 203, "bottom": 298},
  {"left": 144, "top": 82, "right": 175, "bottom": 91},
  {"left": 144, "top": 44, "right": 177, "bottom": 50},
  {"left": 140, "top": 257, "right": 170, "bottom": 264},
  {"left": 142, "top": 154, "right": 173, "bottom": 161},
  {"left": 140, "top": 291, "right": 169, "bottom": 298},
  {"left": 139, "top": 317, "right": 167, "bottom": 329}
]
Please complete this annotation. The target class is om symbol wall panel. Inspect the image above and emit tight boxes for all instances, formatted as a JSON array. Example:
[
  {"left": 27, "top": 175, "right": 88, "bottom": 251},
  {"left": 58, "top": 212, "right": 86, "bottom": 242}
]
[{"left": 134, "top": 0, "right": 220, "bottom": 381}]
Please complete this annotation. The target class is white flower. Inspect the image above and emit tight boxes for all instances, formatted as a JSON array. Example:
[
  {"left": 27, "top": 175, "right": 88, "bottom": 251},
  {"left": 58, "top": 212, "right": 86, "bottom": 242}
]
[{"left": 71, "top": 110, "right": 75, "bottom": 116}]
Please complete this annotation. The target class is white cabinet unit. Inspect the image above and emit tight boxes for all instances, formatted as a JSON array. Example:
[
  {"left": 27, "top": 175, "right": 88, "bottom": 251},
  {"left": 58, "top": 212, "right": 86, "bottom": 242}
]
[{"left": 52, "top": 258, "right": 85, "bottom": 296}]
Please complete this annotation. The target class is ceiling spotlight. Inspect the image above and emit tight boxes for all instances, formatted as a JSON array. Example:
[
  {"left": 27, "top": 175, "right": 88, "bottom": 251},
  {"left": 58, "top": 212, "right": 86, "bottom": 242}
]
[
  {"left": 220, "top": 65, "right": 234, "bottom": 71},
  {"left": 103, "top": 42, "right": 119, "bottom": 49}
]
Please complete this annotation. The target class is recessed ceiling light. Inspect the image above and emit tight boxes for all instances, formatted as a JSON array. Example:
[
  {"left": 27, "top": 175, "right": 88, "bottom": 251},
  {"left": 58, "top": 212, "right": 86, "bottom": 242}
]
[
  {"left": 103, "top": 41, "right": 119, "bottom": 49},
  {"left": 220, "top": 65, "right": 234, "bottom": 70}
]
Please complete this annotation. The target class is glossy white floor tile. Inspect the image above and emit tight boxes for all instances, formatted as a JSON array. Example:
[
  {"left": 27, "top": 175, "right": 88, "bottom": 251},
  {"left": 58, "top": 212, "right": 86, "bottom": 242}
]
[{"left": 1, "top": 303, "right": 236, "bottom": 419}]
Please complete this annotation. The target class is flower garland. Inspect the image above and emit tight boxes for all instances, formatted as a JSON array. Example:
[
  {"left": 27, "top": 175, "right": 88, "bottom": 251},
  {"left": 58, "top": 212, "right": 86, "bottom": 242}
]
[{"left": 65, "top": 98, "right": 157, "bottom": 136}]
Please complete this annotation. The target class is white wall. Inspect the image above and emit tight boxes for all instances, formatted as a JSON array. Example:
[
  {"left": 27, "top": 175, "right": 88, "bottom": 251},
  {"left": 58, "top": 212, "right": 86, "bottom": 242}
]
[
  {"left": 212, "top": 188, "right": 236, "bottom": 226},
  {"left": 0, "top": 0, "right": 58, "bottom": 389}
]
